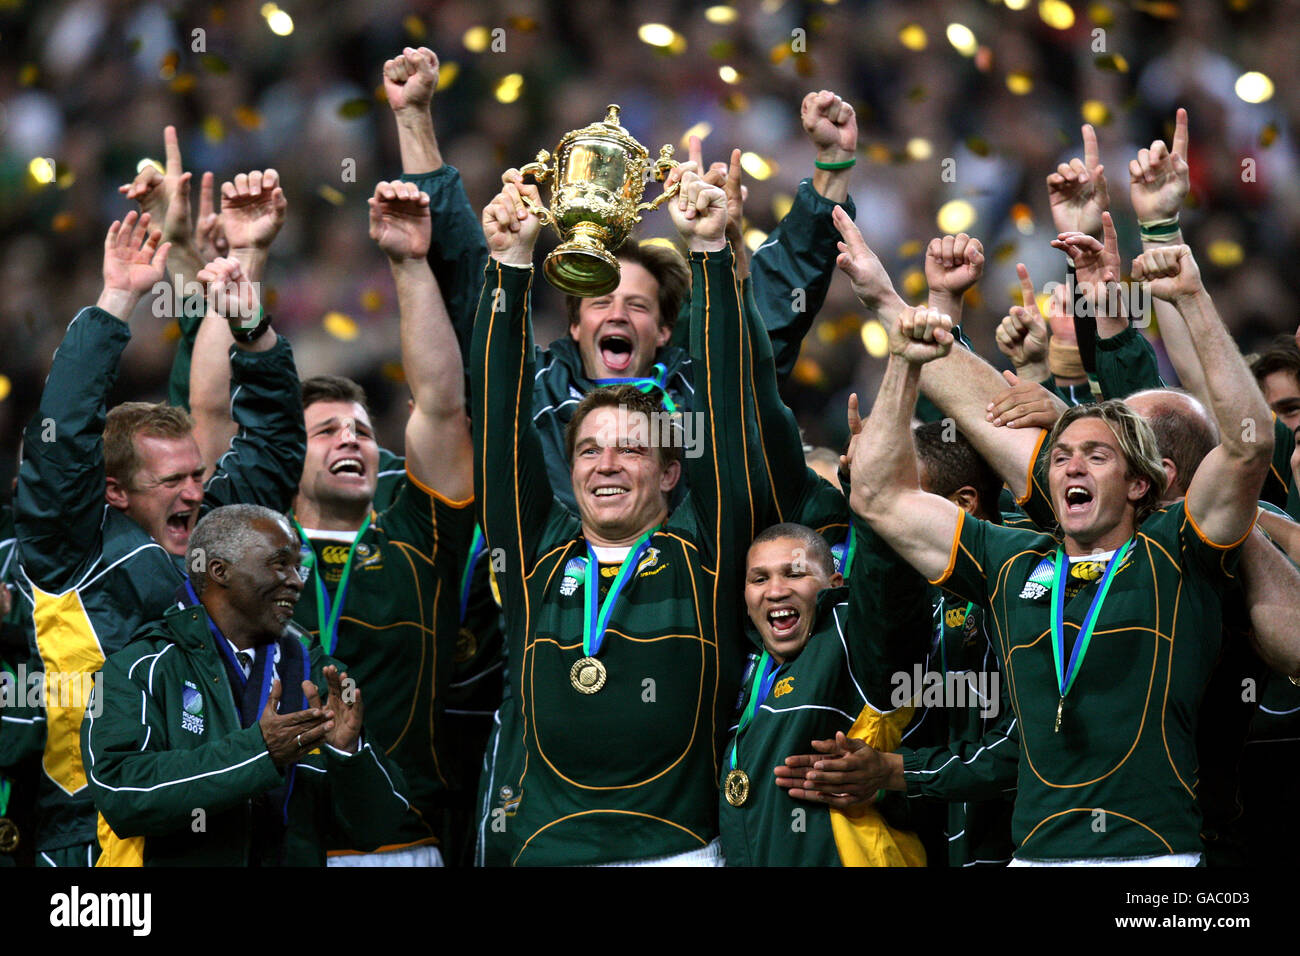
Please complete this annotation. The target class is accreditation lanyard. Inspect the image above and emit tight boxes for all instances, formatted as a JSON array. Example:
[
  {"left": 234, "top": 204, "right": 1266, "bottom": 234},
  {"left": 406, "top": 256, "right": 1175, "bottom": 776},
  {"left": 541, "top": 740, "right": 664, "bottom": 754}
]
[
  {"left": 294, "top": 514, "right": 373, "bottom": 658},
  {"left": 1049, "top": 539, "right": 1132, "bottom": 732},
  {"left": 582, "top": 529, "right": 657, "bottom": 659},
  {"left": 458, "top": 525, "right": 487, "bottom": 624},
  {"left": 592, "top": 363, "right": 678, "bottom": 414},
  {"left": 840, "top": 527, "right": 858, "bottom": 578},
  {"left": 728, "top": 652, "right": 781, "bottom": 771}
]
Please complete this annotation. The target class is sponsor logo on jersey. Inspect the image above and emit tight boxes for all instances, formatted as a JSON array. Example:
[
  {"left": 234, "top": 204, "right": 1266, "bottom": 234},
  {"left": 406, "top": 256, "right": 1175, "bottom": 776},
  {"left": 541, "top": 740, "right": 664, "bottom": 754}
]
[
  {"left": 773, "top": 676, "right": 795, "bottom": 698},
  {"left": 559, "top": 557, "right": 587, "bottom": 597},
  {"left": 181, "top": 681, "right": 205, "bottom": 735},
  {"left": 944, "top": 605, "right": 968, "bottom": 629}
]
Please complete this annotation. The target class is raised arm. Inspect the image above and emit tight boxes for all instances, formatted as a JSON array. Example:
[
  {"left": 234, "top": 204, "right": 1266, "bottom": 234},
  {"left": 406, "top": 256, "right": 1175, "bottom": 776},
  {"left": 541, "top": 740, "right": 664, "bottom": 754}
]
[
  {"left": 15, "top": 213, "right": 170, "bottom": 588},
  {"left": 1134, "top": 246, "right": 1273, "bottom": 543},
  {"left": 189, "top": 168, "right": 287, "bottom": 475},
  {"left": 1239, "top": 528, "right": 1300, "bottom": 678},
  {"left": 471, "top": 176, "right": 565, "bottom": 593},
  {"left": 925, "top": 233, "right": 984, "bottom": 332},
  {"left": 385, "top": 46, "right": 487, "bottom": 360},
  {"left": 370, "top": 180, "right": 473, "bottom": 501},
  {"left": 850, "top": 307, "right": 962, "bottom": 582}
]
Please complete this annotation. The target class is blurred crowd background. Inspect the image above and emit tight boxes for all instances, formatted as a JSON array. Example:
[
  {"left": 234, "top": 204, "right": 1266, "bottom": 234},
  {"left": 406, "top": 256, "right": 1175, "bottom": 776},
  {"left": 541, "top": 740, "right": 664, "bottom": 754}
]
[{"left": 1, "top": 0, "right": 1297, "bottom": 495}]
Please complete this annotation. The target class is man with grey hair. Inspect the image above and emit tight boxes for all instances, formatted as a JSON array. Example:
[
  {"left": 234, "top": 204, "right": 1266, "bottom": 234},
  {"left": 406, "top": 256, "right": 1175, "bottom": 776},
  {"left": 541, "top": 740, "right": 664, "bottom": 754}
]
[{"left": 81, "top": 505, "right": 410, "bottom": 865}]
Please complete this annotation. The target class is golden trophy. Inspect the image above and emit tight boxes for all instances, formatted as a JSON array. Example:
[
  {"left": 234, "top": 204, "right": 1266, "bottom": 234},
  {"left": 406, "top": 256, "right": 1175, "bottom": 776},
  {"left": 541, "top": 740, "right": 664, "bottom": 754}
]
[{"left": 517, "top": 105, "right": 679, "bottom": 296}]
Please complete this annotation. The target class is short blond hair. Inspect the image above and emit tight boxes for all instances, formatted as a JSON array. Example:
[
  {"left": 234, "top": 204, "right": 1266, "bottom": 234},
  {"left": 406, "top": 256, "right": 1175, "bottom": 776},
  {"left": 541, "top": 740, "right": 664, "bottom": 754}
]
[
  {"left": 103, "top": 402, "right": 195, "bottom": 487},
  {"left": 1046, "top": 400, "right": 1167, "bottom": 523}
]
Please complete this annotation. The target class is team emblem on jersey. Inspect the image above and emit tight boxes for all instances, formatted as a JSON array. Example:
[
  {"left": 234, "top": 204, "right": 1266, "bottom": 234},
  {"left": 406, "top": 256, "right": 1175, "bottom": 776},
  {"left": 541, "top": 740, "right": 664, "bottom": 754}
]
[
  {"left": 559, "top": 557, "right": 587, "bottom": 597},
  {"left": 773, "top": 676, "right": 795, "bottom": 698},
  {"left": 498, "top": 785, "right": 521, "bottom": 815},
  {"left": 1019, "top": 556, "right": 1055, "bottom": 600},
  {"left": 636, "top": 547, "right": 661, "bottom": 575},
  {"left": 181, "top": 682, "right": 205, "bottom": 735},
  {"left": 830, "top": 542, "right": 846, "bottom": 574}
]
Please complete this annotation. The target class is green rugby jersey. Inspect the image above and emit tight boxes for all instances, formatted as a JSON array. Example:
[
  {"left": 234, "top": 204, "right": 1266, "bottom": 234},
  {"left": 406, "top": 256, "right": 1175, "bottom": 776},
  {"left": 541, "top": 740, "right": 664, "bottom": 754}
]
[
  {"left": 294, "top": 472, "right": 474, "bottom": 852},
  {"left": 934, "top": 501, "right": 1244, "bottom": 860},
  {"left": 719, "top": 519, "right": 929, "bottom": 867},
  {"left": 472, "top": 250, "right": 760, "bottom": 866}
]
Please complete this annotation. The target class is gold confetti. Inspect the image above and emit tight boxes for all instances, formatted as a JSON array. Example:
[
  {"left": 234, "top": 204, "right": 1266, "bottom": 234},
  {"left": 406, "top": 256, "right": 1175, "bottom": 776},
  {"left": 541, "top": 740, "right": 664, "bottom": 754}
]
[
  {"left": 265, "top": 8, "right": 293, "bottom": 35},
  {"left": 1080, "top": 100, "right": 1111, "bottom": 125},
  {"left": 744, "top": 227, "right": 769, "bottom": 250},
  {"left": 965, "top": 136, "right": 991, "bottom": 157},
  {"left": 946, "top": 23, "right": 977, "bottom": 56},
  {"left": 0, "top": 375, "right": 11, "bottom": 402},
  {"left": 317, "top": 185, "right": 346, "bottom": 205},
  {"left": 159, "top": 51, "right": 179, "bottom": 80},
  {"left": 866, "top": 143, "right": 892, "bottom": 164},
  {"left": 136, "top": 157, "right": 164, "bottom": 175},
  {"left": 463, "top": 26, "right": 490, "bottom": 52},
  {"left": 640, "top": 237, "right": 678, "bottom": 251},
  {"left": 898, "top": 240, "right": 922, "bottom": 258},
  {"left": 1235, "top": 71, "right": 1273, "bottom": 104},
  {"left": 1093, "top": 53, "right": 1128, "bottom": 73},
  {"left": 817, "top": 322, "right": 839, "bottom": 345},
  {"left": 323, "top": 312, "right": 360, "bottom": 340},
  {"left": 860, "top": 320, "right": 889, "bottom": 358},
  {"left": 338, "top": 98, "right": 372, "bottom": 118},
  {"left": 51, "top": 212, "right": 75, "bottom": 232},
  {"left": 437, "top": 62, "right": 460, "bottom": 91},
  {"left": 264, "top": 288, "right": 279, "bottom": 310},
  {"left": 1011, "top": 203, "right": 1034, "bottom": 235},
  {"left": 18, "top": 64, "right": 37, "bottom": 86},
  {"left": 794, "top": 54, "right": 815, "bottom": 77},
  {"left": 161, "top": 321, "right": 181, "bottom": 344},
  {"left": 1206, "top": 240, "right": 1244, "bottom": 267},
  {"left": 902, "top": 268, "right": 927, "bottom": 299},
  {"left": 718, "top": 65, "right": 740, "bottom": 84},
  {"left": 234, "top": 106, "right": 263, "bottom": 130},
  {"left": 937, "top": 200, "right": 977, "bottom": 234},
  {"left": 1088, "top": 3, "right": 1114, "bottom": 27},
  {"left": 1133, "top": 1, "right": 1180, "bottom": 18},
  {"left": 638, "top": 23, "right": 677, "bottom": 48},
  {"left": 1261, "top": 122, "right": 1278, "bottom": 147},
  {"left": 374, "top": 83, "right": 388, "bottom": 102},
  {"left": 721, "top": 92, "right": 750, "bottom": 112},
  {"left": 975, "top": 46, "right": 994, "bottom": 72},
  {"left": 899, "top": 23, "right": 927, "bottom": 50},
  {"left": 201, "top": 54, "right": 230, "bottom": 74},
  {"left": 1005, "top": 0, "right": 1030, "bottom": 9},
  {"left": 905, "top": 138, "right": 933, "bottom": 161},
  {"left": 382, "top": 361, "right": 407, "bottom": 383},
  {"left": 772, "top": 194, "right": 794, "bottom": 220},
  {"left": 56, "top": 168, "right": 75, "bottom": 188},
  {"left": 494, "top": 74, "right": 524, "bottom": 104},
  {"left": 361, "top": 288, "right": 384, "bottom": 312},
  {"left": 1038, "top": 0, "right": 1076, "bottom": 29},
  {"left": 993, "top": 241, "right": 1019, "bottom": 262},
  {"left": 169, "top": 73, "right": 196, "bottom": 94},
  {"left": 508, "top": 16, "right": 539, "bottom": 31},
  {"left": 769, "top": 43, "right": 791, "bottom": 65},
  {"left": 706, "top": 6, "right": 739, "bottom": 24},
  {"left": 793, "top": 356, "right": 827, "bottom": 386},
  {"left": 1006, "top": 71, "right": 1033, "bottom": 94},
  {"left": 29, "top": 157, "right": 56, "bottom": 184},
  {"left": 403, "top": 15, "right": 426, "bottom": 39},
  {"left": 681, "top": 122, "right": 712, "bottom": 148}
]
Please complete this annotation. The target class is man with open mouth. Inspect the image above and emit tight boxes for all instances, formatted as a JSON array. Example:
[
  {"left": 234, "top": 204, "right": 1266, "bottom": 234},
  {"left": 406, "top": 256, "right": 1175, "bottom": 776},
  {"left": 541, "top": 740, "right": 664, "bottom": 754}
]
[{"left": 14, "top": 199, "right": 305, "bottom": 867}]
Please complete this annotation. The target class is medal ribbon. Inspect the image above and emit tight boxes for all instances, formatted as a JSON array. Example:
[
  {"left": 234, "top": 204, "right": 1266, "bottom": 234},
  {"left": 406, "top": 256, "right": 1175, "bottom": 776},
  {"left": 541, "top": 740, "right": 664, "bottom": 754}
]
[
  {"left": 840, "top": 527, "right": 858, "bottom": 578},
  {"left": 1049, "top": 539, "right": 1132, "bottom": 701},
  {"left": 582, "top": 528, "right": 658, "bottom": 658},
  {"left": 0, "top": 779, "right": 9, "bottom": 818},
  {"left": 293, "top": 513, "right": 373, "bottom": 658},
  {"left": 459, "top": 524, "right": 487, "bottom": 623},
  {"left": 592, "top": 363, "right": 678, "bottom": 413},
  {"left": 728, "top": 651, "right": 781, "bottom": 771}
]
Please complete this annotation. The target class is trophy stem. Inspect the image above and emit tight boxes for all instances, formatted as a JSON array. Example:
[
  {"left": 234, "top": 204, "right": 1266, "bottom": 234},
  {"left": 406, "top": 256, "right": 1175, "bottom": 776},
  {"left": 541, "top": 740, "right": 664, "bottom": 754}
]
[{"left": 542, "top": 222, "right": 622, "bottom": 297}]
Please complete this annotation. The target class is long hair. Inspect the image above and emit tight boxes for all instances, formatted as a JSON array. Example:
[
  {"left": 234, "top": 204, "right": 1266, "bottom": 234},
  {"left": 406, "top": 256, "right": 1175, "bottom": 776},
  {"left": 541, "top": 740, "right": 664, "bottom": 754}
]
[{"left": 1046, "top": 399, "right": 1168, "bottom": 523}]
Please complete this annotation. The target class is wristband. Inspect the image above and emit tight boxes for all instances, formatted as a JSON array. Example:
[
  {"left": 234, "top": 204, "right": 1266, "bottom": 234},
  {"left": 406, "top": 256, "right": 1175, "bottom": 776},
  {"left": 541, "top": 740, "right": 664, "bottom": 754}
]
[
  {"left": 1049, "top": 338, "right": 1085, "bottom": 379},
  {"left": 229, "top": 306, "right": 271, "bottom": 344},
  {"left": 814, "top": 157, "right": 856, "bottom": 171},
  {"left": 1138, "top": 215, "right": 1180, "bottom": 242}
]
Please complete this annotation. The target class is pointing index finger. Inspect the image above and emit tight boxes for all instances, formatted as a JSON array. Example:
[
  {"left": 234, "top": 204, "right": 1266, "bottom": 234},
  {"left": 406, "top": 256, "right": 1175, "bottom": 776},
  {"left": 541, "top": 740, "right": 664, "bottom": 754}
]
[
  {"left": 164, "top": 125, "right": 182, "bottom": 177},
  {"left": 1082, "top": 123, "right": 1100, "bottom": 172},
  {"left": 1171, "top": 107, "right": 1188, "bottom": 160},
  {"left": 1016, "top": 263, "right": 1036, "bottom": 308}
]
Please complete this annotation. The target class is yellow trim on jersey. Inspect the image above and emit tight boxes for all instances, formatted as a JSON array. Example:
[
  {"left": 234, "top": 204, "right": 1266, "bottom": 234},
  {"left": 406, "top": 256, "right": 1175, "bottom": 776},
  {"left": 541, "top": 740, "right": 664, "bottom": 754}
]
[
  {"left": 828, "top": 701, "right": 925, "bottom": 867},
  {"left": 327, "top": 834, "right": 440, "bottom": 857},
  {"left": 1015, "top": 430, "right": 1049, "bottom": 506},
  {"left": 1184, "top": 502, "right": 1257, "bottom": 550},
  {"left": 404, "top": 466, "right": 474, "bottom": 510},
  {"left": 928, "top": 508, "right": 966, "bottom": 585},
  {"left": 95, "top": 813, "right": 144, "bottom": 867},
  {"left": 33, "top": 585, "right": 105, "bottom": 795}
]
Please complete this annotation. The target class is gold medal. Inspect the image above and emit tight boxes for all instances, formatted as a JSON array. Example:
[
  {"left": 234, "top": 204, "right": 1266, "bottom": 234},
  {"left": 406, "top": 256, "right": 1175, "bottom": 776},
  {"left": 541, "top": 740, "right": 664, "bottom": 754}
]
[
  {"left": 0, "top": 818, "right": 19, "bottom": 854},
  {"left": 724, "top": 769, "right": 751, "bottom": 807},
  {"left": 570, "top": 656, "right": 607, "bottom": 694}
]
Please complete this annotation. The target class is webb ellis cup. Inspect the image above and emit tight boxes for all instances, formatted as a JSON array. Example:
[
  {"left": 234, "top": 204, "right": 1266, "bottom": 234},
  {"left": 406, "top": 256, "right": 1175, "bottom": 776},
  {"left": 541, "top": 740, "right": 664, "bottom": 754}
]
[{"left": 517, "top": 104, "right": 680, "bottom": 296}]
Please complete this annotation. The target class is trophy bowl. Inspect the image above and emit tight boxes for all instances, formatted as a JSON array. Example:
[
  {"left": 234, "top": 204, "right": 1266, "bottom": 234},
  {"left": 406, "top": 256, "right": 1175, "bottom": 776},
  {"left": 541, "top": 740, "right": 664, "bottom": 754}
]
[{"left": 517, "top": 105, "right": 679, "bottom": 297}]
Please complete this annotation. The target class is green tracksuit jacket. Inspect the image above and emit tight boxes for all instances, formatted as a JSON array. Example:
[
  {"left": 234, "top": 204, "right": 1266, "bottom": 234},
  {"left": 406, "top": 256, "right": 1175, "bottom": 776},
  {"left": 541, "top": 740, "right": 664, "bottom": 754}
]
[
  {"left": 81, "top": 605, "right": 410, "bottom": 866},
  {"left": 14, "top": 306, "right": 305, "bottom": 853},
  {"left": 471, "top": 249, "right": 760, "bottom": 866}
]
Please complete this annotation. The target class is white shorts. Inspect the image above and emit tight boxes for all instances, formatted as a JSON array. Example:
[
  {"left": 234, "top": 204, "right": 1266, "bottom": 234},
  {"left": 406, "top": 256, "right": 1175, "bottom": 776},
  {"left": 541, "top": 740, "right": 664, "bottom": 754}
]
[
  {"left": 327, "top": 845, "right": 444, "bottom": 867},
  {"left": 1009, "top": 852, "right": 1201, "bottom": 867},
  {"left": 589, "top": 838, "right": 725, "bottom": 867}
]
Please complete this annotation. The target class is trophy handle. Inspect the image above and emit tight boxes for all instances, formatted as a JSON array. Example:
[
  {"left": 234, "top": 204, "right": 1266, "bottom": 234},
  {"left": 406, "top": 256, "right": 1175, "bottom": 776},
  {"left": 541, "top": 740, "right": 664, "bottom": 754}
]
[
  {"left": 516, "top": 150, "right": 554, "bottom": 225},
  {"left": 636, "top": 145, "right": 680, "bottom": 214}
]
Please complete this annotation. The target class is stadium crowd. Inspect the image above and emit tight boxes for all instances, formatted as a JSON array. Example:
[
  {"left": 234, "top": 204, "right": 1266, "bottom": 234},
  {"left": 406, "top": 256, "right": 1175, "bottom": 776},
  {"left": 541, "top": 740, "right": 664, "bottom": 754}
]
[{"left": 2, "top": 3, "right": 1300, "bottom": 867}]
